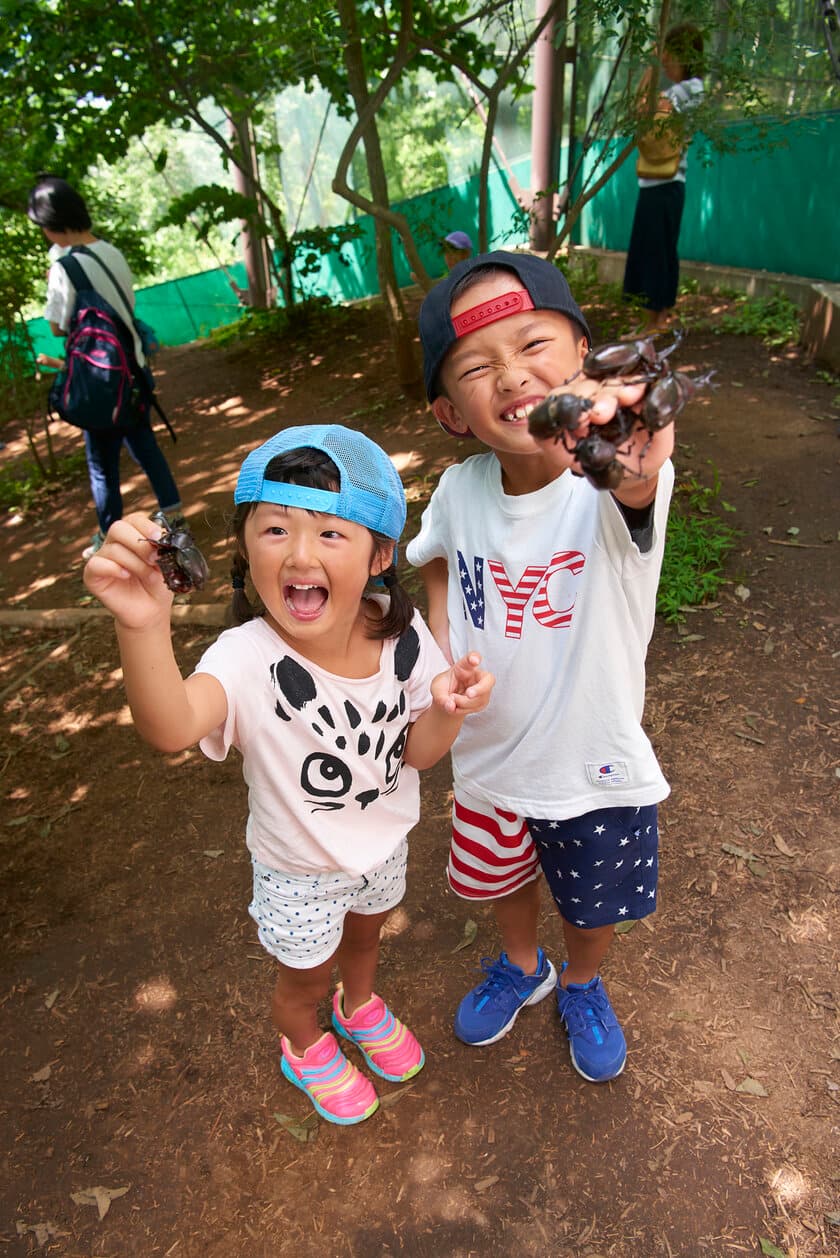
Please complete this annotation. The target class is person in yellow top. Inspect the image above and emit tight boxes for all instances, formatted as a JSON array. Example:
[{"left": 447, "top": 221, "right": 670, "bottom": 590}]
[{"left": 622, "top": 25, "right": 706, "bottom": 334}]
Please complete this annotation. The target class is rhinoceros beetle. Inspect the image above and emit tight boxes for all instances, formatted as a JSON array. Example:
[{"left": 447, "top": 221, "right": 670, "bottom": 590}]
[
  {"left": 527, "top": 392, "right": 594, "bottom": 440},
  {"left": 642, "top": 367, "right": 717, "bottom": 430},
  {"left": 582, "top": 330, "right": 682, "bottom": 383},
  {"left": 147, "top": 510, "right": 210, "bottom": 594},
  {"left": 527, "top": 330, "right": 714, "bottom": 489}
]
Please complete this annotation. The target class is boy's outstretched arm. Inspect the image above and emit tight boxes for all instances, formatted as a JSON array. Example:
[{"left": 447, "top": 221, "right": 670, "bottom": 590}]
[
  {"left": 404, "top": 653, "right": 494, "bottom": 771},
  {"left": 416, "top": 558, "right": 453, "bottom": 662},
  {"left": 534, "top": 376, "right": 674, "bottom": 509},
  {"left": 609, "top": 421, "right": 674, "bottom": 509},
  {"left": 84, "top": 514, "right": 227, "bottom": 752}
]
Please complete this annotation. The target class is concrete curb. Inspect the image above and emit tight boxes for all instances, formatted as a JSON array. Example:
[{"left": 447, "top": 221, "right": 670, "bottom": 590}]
[
  {"left": 570, "top": 247, "right": 840, "bottom": 372},
  {"left": 0, "top": 604, "right": 228, "bottom": 629}
]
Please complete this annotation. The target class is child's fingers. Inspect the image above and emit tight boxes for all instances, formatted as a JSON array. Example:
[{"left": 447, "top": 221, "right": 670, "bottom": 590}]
[{"left": 586, "top": 379, "right": 648, "bottom": 420}]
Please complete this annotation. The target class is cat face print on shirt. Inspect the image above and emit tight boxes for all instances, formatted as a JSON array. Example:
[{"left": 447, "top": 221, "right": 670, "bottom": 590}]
[{"left": 269, "top": 626, "right": 421, "bottom": 813}]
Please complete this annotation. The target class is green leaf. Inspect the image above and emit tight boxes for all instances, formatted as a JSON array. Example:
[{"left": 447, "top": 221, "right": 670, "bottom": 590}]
[
  {"left": 273, "top": 1111, "right": 318, "bottom": 1142},
  {"left": 759, "top": 1239, "right": 787, "bottom": 1258},
  {"left": 379, "top": 1084, "right": 416, "bottom": 1109},
  {"left": 451, "top": 918, "right": 478, "bottom": 954}
]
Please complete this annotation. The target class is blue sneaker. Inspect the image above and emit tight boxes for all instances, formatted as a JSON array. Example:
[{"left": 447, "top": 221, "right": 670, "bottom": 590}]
[
  {"left": 556, "top": 963, "right": 627, "bottom": 1082},
  {"left": 454, "top": 950, "right": 557, "bottom": 1046}
]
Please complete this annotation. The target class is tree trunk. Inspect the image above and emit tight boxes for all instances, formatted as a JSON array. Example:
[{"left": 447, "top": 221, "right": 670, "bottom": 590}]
[
  {"left": 336, "top": 0, "right": 421, "bottom": 392},
  {"left": 229, "top": 112, "right": 274, "bottom": 310}
]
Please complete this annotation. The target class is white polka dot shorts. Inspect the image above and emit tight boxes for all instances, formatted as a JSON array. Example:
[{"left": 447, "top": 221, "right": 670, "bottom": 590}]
[{"left": 248, "top": 838, "right": 408, "bottom": 969}]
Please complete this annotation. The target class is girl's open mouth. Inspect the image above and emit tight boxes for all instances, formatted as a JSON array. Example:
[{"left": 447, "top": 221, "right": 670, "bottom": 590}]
[{"left": 284, "top": 583, "right": 328, "bottom": 620}]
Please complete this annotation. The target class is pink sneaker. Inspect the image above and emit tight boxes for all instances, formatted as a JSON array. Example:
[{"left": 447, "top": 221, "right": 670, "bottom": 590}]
[
  {"left": 280, "top": 1032, "right": 379, "bottom": 1125},
  {"left": 332, "top": 989, "right": 425, "bottom": 1082}
]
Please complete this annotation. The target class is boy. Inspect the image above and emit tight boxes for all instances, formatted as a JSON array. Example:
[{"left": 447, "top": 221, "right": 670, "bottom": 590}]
[
  {"left": 441, "top": 231, "right": 474, "bottom": 271},
  {"left": 406, "top": 251, "right": 674, "bottom": 1082}
]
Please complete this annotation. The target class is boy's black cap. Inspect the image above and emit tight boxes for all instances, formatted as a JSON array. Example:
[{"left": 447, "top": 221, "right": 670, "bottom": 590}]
[{"left": 420, "top": 250, "right": 592, "bottom": 401}]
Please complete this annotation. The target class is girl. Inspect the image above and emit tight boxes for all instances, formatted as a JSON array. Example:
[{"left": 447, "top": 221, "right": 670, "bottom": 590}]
[
  {"left": 84, "top": 424, "right": 493, "bottom": 1125},
  {"left": 28, "top": 175, "right": 184, "bottom": 558}
]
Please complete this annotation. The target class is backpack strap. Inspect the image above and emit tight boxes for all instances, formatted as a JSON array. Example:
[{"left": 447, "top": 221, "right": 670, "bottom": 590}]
[
  {"left": 56, "top": 252, "right": 92, "bottom": 296},
  {"left": 58, "top": 248, "right": 178, "bottom": 445},
  {"left": 149, "top": 392, "right": 178, "bottom": 444},
  {"left": 67, "top": 245, "right": 139, "bottom": 338}
]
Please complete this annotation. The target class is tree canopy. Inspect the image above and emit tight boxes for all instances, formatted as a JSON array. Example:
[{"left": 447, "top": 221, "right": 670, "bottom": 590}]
[{"left": 3, "top": 0, "right": 836, "bottom": 381}]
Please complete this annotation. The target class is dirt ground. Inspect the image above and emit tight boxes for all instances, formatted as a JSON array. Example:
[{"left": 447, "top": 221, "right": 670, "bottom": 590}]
[{"left": 1, "top": 287, "right": 838, "bottom": 1258}]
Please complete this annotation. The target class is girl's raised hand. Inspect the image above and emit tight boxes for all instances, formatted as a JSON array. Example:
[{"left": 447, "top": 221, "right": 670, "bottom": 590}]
[
  {"left": 431, "top": 652, "right": 495, "bottom": 716},
  {"left": 83, "top": 513, "right": 174, "bottom": 629}
]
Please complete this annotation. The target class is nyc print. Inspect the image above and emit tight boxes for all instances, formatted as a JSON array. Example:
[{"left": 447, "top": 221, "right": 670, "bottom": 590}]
[
  {"left": 457, "top": 548, "right": 586, "bottom": 638},
  {"left": 269, "top": 627, "right": 421, "bottom": 814}
]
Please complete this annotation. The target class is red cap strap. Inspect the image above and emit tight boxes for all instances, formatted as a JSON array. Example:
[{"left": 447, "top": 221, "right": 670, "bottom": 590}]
[{"left": 451, "top": 289, "right": 535, "bottom": 337}]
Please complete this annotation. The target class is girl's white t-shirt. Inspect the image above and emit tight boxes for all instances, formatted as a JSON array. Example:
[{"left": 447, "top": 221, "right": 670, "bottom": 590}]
[
  {"left": 44, "top": 240, "right": 145, "bottom": 365},
  {"left": 406, "top": 456, "right": 673, "bottom": 819},
  {"left": 193, "top": 602, "right": 448, "bottom": 877}
]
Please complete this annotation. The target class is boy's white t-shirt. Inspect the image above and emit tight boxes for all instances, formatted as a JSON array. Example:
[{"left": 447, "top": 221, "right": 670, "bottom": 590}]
[
  {"left": 44, "top": 240, "right": 145, "bottom": 366},
  {"left": 406, "top": 455, "right": 673, "bottom": 819},
  {"left": 193, "top": 601, "right": 448, "bottom": 877}
]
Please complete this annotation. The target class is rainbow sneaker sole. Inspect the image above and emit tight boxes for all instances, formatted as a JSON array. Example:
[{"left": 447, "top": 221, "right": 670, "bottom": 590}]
[
  {"left": 332, "top": 990, "right": 425, "bottom": 1082},
  {"left": 280, "top": 1031, "right": 379, "bottom": 1125}
]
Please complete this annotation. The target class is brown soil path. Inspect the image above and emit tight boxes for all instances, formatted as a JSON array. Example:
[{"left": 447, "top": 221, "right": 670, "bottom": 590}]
[{"left": 1, "top": 293, "right": 838, "bottom": 1257}]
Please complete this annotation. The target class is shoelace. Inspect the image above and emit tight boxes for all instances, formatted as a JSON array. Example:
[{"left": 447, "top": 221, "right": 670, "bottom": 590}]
[
  {"left": 475, "top": 956, "right": 528, "bottom": 1005},
  {"left": 560, "top": 983, "right": 614, "bottom": 1036}
]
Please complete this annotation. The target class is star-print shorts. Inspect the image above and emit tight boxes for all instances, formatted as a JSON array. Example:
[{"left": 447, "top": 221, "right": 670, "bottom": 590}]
[
  {"left": 249, "top": 838, "right": 408, "bottom": 969},
  {"left": 527, "top": 805, "right": 659, "bottom": 928}
]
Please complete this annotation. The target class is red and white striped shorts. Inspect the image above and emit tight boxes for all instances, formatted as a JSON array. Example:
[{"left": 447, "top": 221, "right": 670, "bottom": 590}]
[{"left": 447, "top": 786, "right": 541, "bottom": 901}]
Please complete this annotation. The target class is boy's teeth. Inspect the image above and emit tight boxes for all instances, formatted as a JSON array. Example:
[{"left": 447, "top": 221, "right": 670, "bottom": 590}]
[{"left": 505, "top": 403, "right": 535, "bottom": 421}]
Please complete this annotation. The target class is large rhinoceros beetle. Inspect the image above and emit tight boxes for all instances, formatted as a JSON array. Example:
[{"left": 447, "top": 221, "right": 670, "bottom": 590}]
[
  {"left": 527, "top": 330, "right": 715, "bottom": 489},
  {"left": 147, "top": 510, "right": 210, "bottom": 594}
]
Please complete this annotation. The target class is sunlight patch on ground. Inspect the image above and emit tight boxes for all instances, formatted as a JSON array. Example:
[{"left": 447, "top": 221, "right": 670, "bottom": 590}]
[
  {"left": 381, "top": 907, "right": 410, "bottom": 939},
  {"left": 390, "top": 449, "right": 422, "bottom": 473},
  {"left": 134, "top": 977, "right": 178, "bottom": 1012},
  {"left": 785, "top": 907, "right": 830, "bottom": 942},
  {"left": 214, "top": 396, "right": 248, "bottom": 414},
  {"left": 9, "top": 574, "right": 62, "bottom": 603},
  {"left": 768, "top": 1163, "right": 809, "bottom": 1207}
]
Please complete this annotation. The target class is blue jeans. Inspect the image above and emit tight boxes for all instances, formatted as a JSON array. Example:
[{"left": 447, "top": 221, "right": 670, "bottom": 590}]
[{"left": 84, "top": 423, "right": 181, "bottom": 534}]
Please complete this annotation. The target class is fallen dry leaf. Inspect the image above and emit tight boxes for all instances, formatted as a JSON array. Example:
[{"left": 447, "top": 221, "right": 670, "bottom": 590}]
[
  {"left": 736, "top": 1077, "right": 769, "bottom": 1097},
  {"left": 16, "top": 1221, "right": 62, "bottom": 1248},
  {"left": 772, "top": 833, "right": 797, "bottom": 857},
  {"left": 379, "top": 1084, "right": 416, "bottom": 1109},
  {"left": 70, "top": 1185, "right": 130, "bottom": 1220},
  {"left": 451, "top": 918, "right": 478, "bottom": 954}
]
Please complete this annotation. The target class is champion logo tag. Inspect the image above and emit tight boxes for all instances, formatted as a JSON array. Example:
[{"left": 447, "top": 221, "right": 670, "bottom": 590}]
[{"left": 586, "top": 760, "right": 629, "bottom": 786}]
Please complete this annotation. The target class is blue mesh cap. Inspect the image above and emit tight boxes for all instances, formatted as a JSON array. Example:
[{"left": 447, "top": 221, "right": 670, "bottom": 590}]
[
  {"left": 234, "top": 424, "right": 407, "bottom": 541},
  {"left": 420, "top": 250, "right": 592, "bottom": 402}
]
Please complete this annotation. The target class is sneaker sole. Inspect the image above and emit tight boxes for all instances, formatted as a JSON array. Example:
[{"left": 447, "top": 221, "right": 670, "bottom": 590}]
[
  {"left": 456, "top": 960, "right": 558, "bottom": 1047},
  {"left": 567, "top": 1043, "right": 627, "bottom": 1084},
  {"left": 332, "top": 1017, "right": 426, "bottom": 1082},
  {"left": 280, "top": 1056, "right": 379, "bottom": 1125}
]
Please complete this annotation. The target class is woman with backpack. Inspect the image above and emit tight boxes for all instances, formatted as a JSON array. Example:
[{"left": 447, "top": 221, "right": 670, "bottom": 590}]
[{"left": 28, "top": 175, "right": 185, "bottom": 558}]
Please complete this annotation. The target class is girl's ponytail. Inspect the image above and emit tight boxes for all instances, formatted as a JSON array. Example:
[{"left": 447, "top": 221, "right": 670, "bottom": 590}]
[
  {"left": 230, "top": 551, "right": 258, "bottom": 625},
  {"left": 371, "top": 564, "right": 415, "bottom": 640}
]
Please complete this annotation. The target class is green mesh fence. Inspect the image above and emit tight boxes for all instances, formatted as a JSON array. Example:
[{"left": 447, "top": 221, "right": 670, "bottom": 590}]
[
  {"left": 24, "top": 109, "right": 838, "bottom": 362},
  {"left": 580, "top": 110, "right": 839, "bottom": 282}
]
